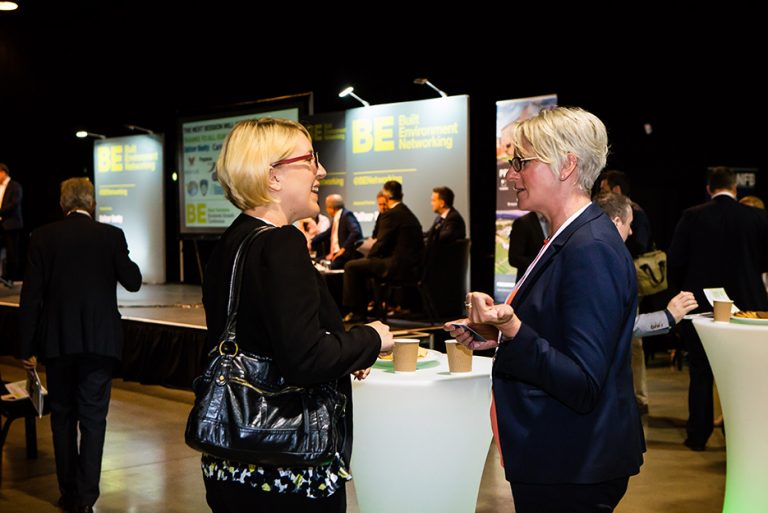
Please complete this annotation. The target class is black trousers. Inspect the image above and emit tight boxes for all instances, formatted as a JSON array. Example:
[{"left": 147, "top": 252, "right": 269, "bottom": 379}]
[
  {"left": 204, "top": 476, "right": 346, "bottom": 513},
  {"left": 45, "top": 354, "right": 115, "bottom": 508},
  {"left": 511, "top": 476, "right": 629, "bottom": 513},
  {"left": 342, "top": 257, "right": 388, "bottom": 313},
  {"left": 680, "top": 320, "right": 714, "bottom": 446}
]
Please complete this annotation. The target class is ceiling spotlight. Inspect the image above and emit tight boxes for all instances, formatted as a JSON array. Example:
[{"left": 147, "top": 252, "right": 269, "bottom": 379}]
[
  {"left": 338, "top": 86, "right": 370, "bottom": 107},
  {"left": 414, "top": 78, "right": 447, "bottom": 98},
  {"left": 0, "top": 2, "right": 19, "bottom": 11},
  {"left": 124, "top": 124, "right": 155, "bottom": 134},
  {"left": 76, "top": 131, "right": 107, "bottom": 139}
]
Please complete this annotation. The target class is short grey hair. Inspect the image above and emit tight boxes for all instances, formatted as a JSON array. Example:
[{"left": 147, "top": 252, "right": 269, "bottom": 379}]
[
  {"left": 511, "top": 106, "right": 608, "bottom": 194},
  {"left": 60, "top": 177, "right": 95, "bottom": 213}
]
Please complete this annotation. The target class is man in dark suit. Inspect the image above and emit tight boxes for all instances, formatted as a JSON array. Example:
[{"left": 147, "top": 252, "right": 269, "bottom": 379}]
[
  {"left": 424, "top": 186, "right": 466, "bottom": 250},
  {"left": 600, "top": 170, "right": 652, "bottom": 257},
  {"left": 343, "top": 181, "right": 423, "bottom": 322},
  {"left": 312, "top": 194, "right": 363, "bottom": 270},
  {"left": 17, "top": 177, "right": 142, "bottom": 513},
  {"left": 0, "top": 163, "right": 23, "bottom": 287},
  {"left": 507, "top": 211, "right": 548, "bottom": 277},
  {"left": 668, "top": 166, "right": 768, "bottom": 451}
]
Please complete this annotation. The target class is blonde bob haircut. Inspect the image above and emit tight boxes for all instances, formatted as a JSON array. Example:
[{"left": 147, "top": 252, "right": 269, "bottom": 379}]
[
  {"left": 60, "top": 177, "right": 95, "bottom": 213},
  {"left": 216, "top": 117, "right": 312, "bottom": 210},
  {"left": 511, "top": 107, "right": 608, "bottom": 194}
]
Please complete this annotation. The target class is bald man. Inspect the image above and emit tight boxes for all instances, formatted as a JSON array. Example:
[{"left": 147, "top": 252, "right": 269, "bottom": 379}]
[{"left": 312, "top": 194, "right": 363, "bottom": 270}]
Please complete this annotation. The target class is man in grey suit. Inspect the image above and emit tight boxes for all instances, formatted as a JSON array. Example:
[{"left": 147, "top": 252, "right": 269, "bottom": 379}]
[
  {"left": 0, "top": 162, "right": 23, "bottom": 287},
  {"left": 17, "top": 177, "right": 142, "bottom": 513}
]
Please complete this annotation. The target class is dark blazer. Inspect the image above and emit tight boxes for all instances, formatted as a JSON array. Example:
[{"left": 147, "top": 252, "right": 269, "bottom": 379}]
[
  {"left": 425, "top": 208, "right": 466, "bottom": 248},
  {"left": 369, "top": 202, "right": 424, "bottom": 281},
  {"left": 203, "top": 214, "right": 381, "bottom": 463},
  {"left": 17, "top": 213, "right": 142, "bottom": 360},
  {"left": 668, "top": 194, "right": 768, "bottom": 312},
  {"left": 507, "top": 211, "right": 546, "bottom": 276},
  {"left": 626, "top": 201, "right": 652, "bottom": 258},
  {"left": 494, "top": 203, "right": 644, "bottom": 484},
  {"left": 312, "top": 208, "right": 363, "bottom": 265},
  {"left": 0, "top": 179, "right": 23, "bottom": 230}
]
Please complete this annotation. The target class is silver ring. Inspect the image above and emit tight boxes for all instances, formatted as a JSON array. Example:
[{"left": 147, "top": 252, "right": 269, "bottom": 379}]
[{"left": 464, "top": 302, "right": 472, "bottom": 310}]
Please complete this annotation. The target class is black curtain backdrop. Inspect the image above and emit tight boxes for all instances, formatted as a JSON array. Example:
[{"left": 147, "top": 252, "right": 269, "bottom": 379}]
[{"left": 1, "top": 5, "right": 766, "bottom": 294}]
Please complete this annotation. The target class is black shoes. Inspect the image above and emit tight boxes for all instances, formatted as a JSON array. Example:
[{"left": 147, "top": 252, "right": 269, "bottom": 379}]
[
  {"left": 683, "top": 438, "right": 706, "bottom": 452},
  {"left": 57, "top": 495, "right": 76, "bottom": 510},
  {"left": 56, "top": 495, "right": 94, "bottom": 512}
]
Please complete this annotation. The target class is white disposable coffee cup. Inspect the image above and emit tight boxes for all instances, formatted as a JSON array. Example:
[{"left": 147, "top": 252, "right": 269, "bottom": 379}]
[{"left": 393, "top": 339, "right": 420, "bottom": 373}]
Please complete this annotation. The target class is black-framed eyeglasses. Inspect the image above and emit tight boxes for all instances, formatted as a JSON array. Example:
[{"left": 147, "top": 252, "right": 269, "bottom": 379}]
[
  {"left": 270, "top": 151, "right": 319, "bottom": 170},
  {"left": 508, "top": 156, "right": 537, "bottom": 172}
]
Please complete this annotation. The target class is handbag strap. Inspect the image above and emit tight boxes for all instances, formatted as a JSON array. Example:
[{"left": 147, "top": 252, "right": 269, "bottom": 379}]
[{"left": 220, "top": 226, "right": 275, "bottom": 350}]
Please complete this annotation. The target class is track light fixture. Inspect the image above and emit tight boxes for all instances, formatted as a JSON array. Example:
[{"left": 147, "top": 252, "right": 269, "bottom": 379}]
[
  {"left": 338, "top": 86, "right": 370, "bottom": 107},
  {"left": 124, "top": 124, "right": 155, "bottom": 134},
  {"left": 75, "top": 131, "right": 107, "bottom": 139},
  {"left": 413, "top": 78, "right": 447, "bottom": 98}
]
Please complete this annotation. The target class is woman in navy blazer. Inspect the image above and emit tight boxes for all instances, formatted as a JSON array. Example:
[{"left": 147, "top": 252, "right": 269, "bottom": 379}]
[{"left": 448, "top": 107, "right": 644, "bottom": 513}]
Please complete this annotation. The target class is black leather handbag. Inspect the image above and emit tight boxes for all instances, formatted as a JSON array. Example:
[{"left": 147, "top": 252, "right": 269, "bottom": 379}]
[{"left": 184, "top": 226, "right": 346, "bottom": 466}]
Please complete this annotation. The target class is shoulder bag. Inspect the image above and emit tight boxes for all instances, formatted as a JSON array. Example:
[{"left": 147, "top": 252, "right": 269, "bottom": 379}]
[
  {"left": 634, "top": 247, "right": 668, "bottom": 297},
  {"left": 185, "top": 226, "right": 346, "bottom": 466}
]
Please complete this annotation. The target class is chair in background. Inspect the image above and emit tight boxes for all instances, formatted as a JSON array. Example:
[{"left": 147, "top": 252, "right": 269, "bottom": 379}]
[
  {"left": 0, "top": 372, "right": 50, "bottom": 483},
  {"left": 378, "top": 238, "right": 471, "bottom": 325}
]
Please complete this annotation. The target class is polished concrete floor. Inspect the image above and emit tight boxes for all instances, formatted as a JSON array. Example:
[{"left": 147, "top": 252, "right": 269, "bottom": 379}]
[{"left": 0, "top": 355, "right": 725, "bottom": 513}]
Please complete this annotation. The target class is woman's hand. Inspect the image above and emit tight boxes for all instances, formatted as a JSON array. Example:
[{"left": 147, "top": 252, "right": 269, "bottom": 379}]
[
  {"left": 367, "top": 320, "right": 394, "bottom": 355},
  {"left": 465, "top": 292, "right": 522, "bottom": 339}
]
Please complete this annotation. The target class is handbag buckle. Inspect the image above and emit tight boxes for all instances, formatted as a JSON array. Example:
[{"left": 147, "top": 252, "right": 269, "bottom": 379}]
[{"left": 218, "top": 340, "right": 239, "bottom": 356}]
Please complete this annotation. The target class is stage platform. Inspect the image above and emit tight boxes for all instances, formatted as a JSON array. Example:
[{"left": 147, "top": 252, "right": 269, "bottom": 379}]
[
  {"left": 0, "top": 283, "right": 208, "bottom": 389},
  {"left": 0, "top": 282, "right": 440, "bottom": 390}
]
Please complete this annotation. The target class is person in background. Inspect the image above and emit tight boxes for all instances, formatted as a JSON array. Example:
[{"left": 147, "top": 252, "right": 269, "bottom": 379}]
[
  {"left": 17, "top": 177, "right": 142, "bottom": 513},
  {"left": 595, "top": 191, "right": 698, "bottom": 340},
  {"left": 599, "top": 169, "right": 654, "bottom": 413},
  {"left": 0, "top": 162, "right": 23, "bottom": 287},
  {"left": 312, "top": 194, "right": 363, "bottom": 270},
  {"left": 372, "top": 191, "right": 389, "bottom": 238},
  {"left": 739, "top": 195, "right": 768, "bottom": 291},
  {"left": 424, "top": 186, "right": 466, "bottom": 248},
  {"left": 507, "top": 211, "right": 548, "bottom": 277},
  {"left": 668, "top": 166, "right": 768, "bottom": 451},
  {"left": 202, "top": 117, "right": 392, "bottom": 512},
  {"left": 342, "top": 181, "right": 423, "bottom": 323},
  {"left": 448, "top": 107, "right": 644, "bottom": 513}
]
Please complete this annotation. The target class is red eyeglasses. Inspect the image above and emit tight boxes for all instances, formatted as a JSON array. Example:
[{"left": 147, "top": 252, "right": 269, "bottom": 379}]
[{"left": 270, "top": 151, "right": 319, "bottom": 170}]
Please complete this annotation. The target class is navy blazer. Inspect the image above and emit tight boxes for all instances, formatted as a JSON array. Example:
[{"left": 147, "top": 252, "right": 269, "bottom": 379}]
[{"left": 493, "top": 203, "right": 645, "bottom": 484}]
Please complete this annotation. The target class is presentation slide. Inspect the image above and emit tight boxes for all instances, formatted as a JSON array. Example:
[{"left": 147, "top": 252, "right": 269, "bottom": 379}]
[
  {"left": 179, "top": 107, "right": 299, "bottom": 234},
  {"left": 94, "top": 134, "right": 166, "bottom": 283},
  {"left": 305, "top": 96, "right": 470, "bottom": 238}
]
